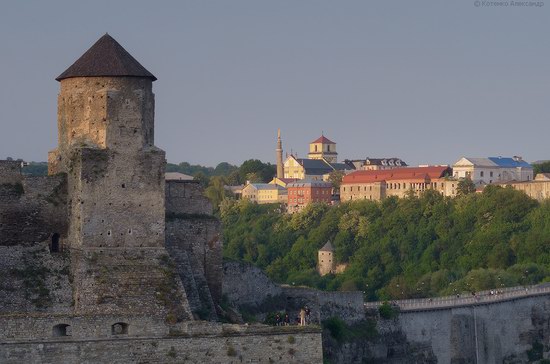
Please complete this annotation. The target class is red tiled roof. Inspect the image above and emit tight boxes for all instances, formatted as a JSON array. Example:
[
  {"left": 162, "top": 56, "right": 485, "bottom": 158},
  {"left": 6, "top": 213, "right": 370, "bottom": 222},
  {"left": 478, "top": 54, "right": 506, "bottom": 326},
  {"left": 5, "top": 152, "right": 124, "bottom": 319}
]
[
  {"left": 311, "top": 135, "right": 335, "bottom": 144},
  {"left": 342, "top": 166, "right": 451, "bottom": 184}
]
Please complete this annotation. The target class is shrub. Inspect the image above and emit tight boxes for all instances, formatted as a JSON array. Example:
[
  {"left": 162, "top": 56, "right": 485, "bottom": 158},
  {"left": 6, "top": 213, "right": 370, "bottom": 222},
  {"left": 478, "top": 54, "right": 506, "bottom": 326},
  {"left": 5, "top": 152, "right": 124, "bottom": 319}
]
[{"left": 379, "top": 301, "right": 398, "bottom": 319}]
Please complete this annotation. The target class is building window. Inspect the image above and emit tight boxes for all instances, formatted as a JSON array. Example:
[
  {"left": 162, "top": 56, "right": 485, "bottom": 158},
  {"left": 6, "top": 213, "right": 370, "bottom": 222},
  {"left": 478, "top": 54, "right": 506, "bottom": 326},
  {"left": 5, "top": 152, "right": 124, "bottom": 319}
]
[
  {"left": 490, "top": 171, "right": 493, "bottom": 177},
  {"left": 480, "top": 171, "right": 484, "bottom": 177}
]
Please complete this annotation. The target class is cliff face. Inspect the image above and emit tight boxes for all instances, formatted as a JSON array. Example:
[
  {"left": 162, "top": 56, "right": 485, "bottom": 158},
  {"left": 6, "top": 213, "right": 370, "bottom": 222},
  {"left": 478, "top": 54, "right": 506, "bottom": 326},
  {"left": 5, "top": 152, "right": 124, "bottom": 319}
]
[{"left": 325, "top": 296, "right": 550, "bottom": 363}]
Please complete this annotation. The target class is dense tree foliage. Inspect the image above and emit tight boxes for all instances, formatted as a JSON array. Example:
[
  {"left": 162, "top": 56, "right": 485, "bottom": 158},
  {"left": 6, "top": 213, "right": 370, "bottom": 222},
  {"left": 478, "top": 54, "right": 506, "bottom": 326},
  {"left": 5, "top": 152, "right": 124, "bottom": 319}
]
[
  {"left": 533, "top": 161, "right": 550, "bottom": 175},
  {"left": 221, "top": 186, "right": 550, "bottom": 300},
  {"left": 166, "top": 161, "right": 238, "bottom": 178}
]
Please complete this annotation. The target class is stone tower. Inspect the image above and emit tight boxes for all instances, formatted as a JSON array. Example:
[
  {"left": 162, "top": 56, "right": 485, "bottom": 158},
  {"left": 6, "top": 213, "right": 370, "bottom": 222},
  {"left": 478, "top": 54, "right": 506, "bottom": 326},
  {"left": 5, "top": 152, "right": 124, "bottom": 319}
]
[
  {"left": 308, "top": 134, "right": 337, "bottom": 163},
  {"left": 318, "top": 241, "right": 336, "bottom": 276},
  {"left": 49, "top": 34, "right": 192, "bottom": 319},
  {"left": 276, "top": 129, "right": 283, "bottom": 179}
]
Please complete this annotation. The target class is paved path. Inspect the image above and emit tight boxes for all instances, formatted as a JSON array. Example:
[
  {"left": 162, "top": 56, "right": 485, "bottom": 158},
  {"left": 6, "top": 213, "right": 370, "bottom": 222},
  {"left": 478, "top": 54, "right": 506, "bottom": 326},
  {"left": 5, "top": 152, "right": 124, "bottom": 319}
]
[{"left": 364, "top": 283, "right": 550, "bottom": 312}]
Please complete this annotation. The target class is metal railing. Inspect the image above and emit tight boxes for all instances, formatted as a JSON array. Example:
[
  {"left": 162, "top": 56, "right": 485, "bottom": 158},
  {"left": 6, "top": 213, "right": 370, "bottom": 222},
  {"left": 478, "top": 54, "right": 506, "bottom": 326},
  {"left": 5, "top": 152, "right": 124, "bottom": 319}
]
[{"left": 364, "top": 283, "right": 550, "bottom": 312}]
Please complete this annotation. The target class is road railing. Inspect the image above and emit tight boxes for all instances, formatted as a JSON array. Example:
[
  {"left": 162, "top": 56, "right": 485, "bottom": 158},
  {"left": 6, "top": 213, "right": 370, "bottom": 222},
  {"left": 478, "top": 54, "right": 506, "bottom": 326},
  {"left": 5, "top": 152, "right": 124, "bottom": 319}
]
[{"left": 364, "top": 284, "right": 550, "bottom": 312}]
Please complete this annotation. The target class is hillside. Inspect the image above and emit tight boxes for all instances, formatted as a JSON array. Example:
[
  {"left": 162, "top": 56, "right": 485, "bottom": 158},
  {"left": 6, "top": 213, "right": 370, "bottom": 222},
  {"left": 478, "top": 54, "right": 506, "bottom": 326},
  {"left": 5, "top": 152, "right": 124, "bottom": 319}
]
[{"left": 221, "top": 186, "right": 550, "bottom": 301}]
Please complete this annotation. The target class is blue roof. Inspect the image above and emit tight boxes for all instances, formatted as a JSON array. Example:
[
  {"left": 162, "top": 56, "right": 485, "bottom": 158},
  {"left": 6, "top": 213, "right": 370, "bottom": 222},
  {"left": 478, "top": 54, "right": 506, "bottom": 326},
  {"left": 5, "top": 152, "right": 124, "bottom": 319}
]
[{"left": 488, "top": 157, "right": 532, "bottom": 168}]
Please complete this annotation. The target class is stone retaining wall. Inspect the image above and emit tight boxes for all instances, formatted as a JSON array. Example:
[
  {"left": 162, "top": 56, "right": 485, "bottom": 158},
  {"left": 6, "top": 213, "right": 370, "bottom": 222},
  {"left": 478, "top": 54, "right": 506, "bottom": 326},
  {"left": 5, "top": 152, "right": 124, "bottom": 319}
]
[{"left": 0, "top": 316, "right": 323, "bottom": 364}]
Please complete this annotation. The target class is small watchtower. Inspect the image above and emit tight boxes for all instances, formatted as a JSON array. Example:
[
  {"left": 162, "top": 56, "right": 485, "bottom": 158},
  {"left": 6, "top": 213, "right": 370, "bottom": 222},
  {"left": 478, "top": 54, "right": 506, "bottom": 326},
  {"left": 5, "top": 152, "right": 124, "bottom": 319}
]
[{"left": 318, "top": 241, "right": 336, "bottom": 276}]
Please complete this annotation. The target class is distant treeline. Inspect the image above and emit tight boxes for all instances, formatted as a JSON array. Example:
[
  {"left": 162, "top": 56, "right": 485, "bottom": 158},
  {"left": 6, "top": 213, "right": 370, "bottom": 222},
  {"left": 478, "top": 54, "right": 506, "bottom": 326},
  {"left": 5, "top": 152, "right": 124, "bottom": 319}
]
[
  {"left": 221, "top": 186, "right": 550, "bottom": 301},
  {"left": 10, "top": 159, "right": 276, "bottom": 184},
  {"left": 22, "top": 161, "right": 48, "bottom": 176},
  {"left": 167, "top": 159, "right": 276, "bottom": 187}
]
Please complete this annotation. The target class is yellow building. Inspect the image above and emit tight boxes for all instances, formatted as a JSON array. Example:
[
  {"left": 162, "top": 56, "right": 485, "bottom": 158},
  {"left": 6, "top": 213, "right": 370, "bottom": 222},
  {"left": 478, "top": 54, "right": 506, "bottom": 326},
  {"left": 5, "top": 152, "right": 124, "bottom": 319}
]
[
  {"left": 283, "top": 155, "right": 350, "bottom": 181},
  {"left": 499, "top": 173, "right": 550, "bottom": 201},
  {"left": 308, "top": 135, "right": 337, "bottom": 163},
  {"left": 241, "top": 183, "right": 287, "bottom": 204}
]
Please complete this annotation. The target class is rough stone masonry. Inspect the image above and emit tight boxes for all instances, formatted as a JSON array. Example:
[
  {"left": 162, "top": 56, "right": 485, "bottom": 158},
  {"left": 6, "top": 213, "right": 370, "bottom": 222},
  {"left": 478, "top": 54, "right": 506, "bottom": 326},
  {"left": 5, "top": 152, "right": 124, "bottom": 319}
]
[{"left": 0, "top": 34, "right": 322, "bottom": 363}]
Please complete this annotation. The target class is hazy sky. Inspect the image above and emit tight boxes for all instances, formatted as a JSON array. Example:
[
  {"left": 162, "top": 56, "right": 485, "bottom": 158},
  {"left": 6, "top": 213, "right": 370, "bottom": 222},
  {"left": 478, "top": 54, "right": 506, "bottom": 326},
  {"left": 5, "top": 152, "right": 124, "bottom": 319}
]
[{"left": 1, "top": 1, "right": 549, "bottom": 167}]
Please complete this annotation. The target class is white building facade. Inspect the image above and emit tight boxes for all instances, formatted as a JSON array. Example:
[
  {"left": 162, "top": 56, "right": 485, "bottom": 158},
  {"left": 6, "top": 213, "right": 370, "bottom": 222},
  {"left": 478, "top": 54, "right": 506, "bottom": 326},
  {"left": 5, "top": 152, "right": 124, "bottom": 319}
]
[{"left": 452, "top": 156, "right": 533, "bottom": 186}]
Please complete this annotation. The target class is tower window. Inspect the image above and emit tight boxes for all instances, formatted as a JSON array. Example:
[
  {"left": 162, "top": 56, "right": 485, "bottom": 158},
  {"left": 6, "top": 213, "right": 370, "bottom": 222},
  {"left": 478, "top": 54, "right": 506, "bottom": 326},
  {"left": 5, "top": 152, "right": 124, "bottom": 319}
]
[{"left": 50, "top": 233, "right": 60, "bottom": 253}]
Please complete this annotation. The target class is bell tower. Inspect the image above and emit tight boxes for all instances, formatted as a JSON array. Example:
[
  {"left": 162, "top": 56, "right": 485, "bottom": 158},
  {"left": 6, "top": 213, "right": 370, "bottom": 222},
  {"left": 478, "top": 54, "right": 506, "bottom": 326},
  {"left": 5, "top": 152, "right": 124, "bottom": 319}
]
[{"left": 308, "top": 134, "right": 338, "bottom": 163}]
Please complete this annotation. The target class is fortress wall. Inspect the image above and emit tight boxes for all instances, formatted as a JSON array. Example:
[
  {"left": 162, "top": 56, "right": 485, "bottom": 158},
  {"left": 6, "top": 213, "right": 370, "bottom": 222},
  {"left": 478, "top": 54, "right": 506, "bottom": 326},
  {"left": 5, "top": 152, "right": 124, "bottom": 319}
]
[
  {"left": 282, "top": 287, "right": 365, "bottom": 324},
  {"left": 222, "top": 261, "right": 283, "bottom": 307},
  {"left": 0, "top": 173, "right": 67, "bottom": 246},
  {"left": 0, "top": 243, "right": 72, "bottom": 315},
  {"left": 165, "top": 180, "right": 212, "bottom": 215},
  {"left": 0, "top": 161, "right": 23, "bottom": 185},
  {"left": 223, "top": 261, "right": 364, "bottom": 324},
  {"left": 0, "top": 317, "right": 323, "bottom": 364},
  {"left": 166, "top": 217, "right": 223, "bottom": 319},
  {"left": 70, "top": 248, "right": 193, "bottom": 320},
  {"left": 66, "top": 147, "right": 166, "bottom": 249}
]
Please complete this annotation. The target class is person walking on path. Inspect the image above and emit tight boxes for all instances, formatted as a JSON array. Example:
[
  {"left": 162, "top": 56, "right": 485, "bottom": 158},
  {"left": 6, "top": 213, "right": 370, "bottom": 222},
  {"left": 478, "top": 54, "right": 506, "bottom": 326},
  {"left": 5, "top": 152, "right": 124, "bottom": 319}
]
[{"left": 300, "top": 308, "right": 306, "bottom": 326}]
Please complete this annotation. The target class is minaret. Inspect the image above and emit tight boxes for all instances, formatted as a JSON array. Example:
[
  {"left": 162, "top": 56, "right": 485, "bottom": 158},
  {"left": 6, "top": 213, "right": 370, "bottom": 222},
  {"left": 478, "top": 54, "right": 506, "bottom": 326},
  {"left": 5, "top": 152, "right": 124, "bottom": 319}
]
[{"left": 276, "top": 129, "right": 284, "bottom": 179}]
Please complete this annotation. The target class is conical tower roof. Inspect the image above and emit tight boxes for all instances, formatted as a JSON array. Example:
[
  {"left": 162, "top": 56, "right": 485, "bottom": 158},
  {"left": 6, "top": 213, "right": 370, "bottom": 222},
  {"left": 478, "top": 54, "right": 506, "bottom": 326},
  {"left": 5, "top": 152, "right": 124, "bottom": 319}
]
[
  {"left": 56, "top": 34, "right": 156, "bottom": 81},
  {"left": 319, "top": 241, "right": 334, "bottom": 252}
]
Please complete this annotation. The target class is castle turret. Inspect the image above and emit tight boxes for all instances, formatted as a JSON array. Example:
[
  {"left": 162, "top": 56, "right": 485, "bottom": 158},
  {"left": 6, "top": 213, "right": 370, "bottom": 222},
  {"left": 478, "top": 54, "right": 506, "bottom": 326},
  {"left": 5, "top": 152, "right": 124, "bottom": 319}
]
[
  {"left": 50, "top": 34, "right": 191, "bottom": 319},
  {"left": 276, "top": 129, "right": 283, "bottom": 179},
  {"left": 318, "top": 241, "right": 336, "bottom": 276}
]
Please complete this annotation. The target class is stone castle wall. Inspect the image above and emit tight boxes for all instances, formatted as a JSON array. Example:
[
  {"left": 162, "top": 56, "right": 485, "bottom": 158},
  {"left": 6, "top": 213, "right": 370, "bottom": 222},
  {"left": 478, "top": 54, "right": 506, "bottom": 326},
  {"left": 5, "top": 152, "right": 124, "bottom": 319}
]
[
  {"left": 223, "top": 261, "right": 364, "bottom": 324},
  {"left": 0, "top": 162, "right": 68, "bottom": 247},
  {"left": 65, "top": 147, "right": 166, "bottom": 250},
  {"left": 0, "top": 315, "right": 323, "bottom": 364},
  {"left": 166, "top": 180, "right": 213, "bottom": 215},
  {"left": 0, "top": 243, "right": 72, "bottom": 315},
  {"left": 48, "top": 77, "right": 155, "bottom": 174},
  {"left": 166, "top": 217, "right": 222, "bottom": 320},
  {"left": 0, "top": 160, "right": 23, "bottom": 185},
  {"left": 165, "top": 179, "right": 222, "bottom": 320}
]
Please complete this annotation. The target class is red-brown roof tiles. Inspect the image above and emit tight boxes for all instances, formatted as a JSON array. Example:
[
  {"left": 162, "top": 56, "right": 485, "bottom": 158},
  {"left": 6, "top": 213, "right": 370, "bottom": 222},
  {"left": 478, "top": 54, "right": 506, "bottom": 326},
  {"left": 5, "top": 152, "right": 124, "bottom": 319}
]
[
  {"left": 311, "top": 135, "right": 336, "bottom": 144},
  {"left": 342, "top": 166, "right": 451, "bottom": 184}
]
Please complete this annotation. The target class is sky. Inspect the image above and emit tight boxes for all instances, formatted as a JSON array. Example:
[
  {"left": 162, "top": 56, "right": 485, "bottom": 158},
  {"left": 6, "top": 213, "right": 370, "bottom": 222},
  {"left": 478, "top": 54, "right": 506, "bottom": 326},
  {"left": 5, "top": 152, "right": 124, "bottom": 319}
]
[{"left": 0, "top": 1, "right": 549, "bottom": 167}]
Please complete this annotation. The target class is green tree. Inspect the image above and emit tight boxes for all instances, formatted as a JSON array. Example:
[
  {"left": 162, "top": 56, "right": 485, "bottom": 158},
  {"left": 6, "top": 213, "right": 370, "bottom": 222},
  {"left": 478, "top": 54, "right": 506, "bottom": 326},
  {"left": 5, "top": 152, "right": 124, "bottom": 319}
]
[
  {"left": 205, "top": 176, "right": 231, "bottom": 213},
  {"left": 328, "top": 170, "right": 345, "bottom": 190},
  {"left": 533, "top": 161, "right": 550, "bottom": 175},
  {"left": 193, "top": 171, "right": 210, "bottom": 187},
  {"left": 456, "top": 178, "right": 476, "bottom": 196}
]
